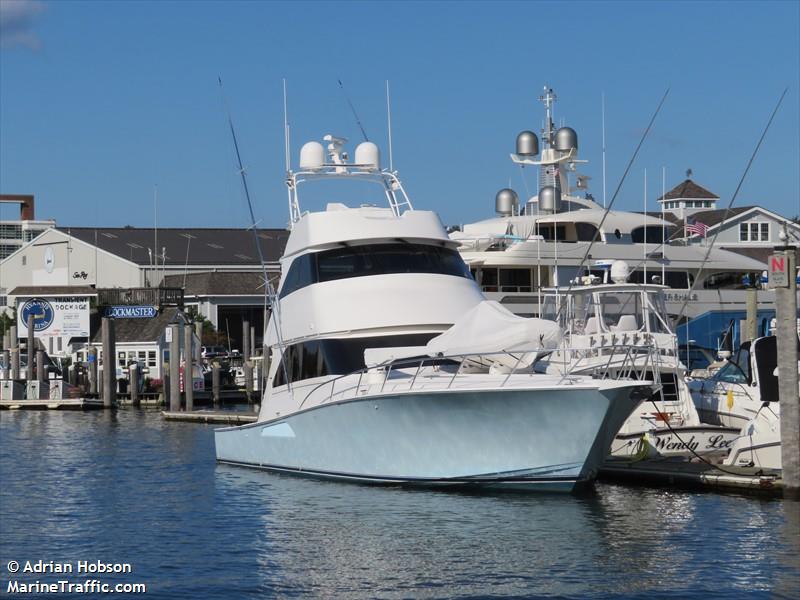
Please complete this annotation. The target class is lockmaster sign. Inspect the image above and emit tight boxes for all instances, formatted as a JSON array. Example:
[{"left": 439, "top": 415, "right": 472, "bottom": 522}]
[{"left": 17, "top": 296, "right": 91, "bottom": 338}]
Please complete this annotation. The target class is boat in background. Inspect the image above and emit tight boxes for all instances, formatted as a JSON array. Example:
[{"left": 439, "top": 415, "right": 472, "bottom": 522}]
[
  {"left": 689, "top": 332, "right": 800, "bottom": 470},
  {"left": 535, "top": 271, "right": 740, "bottom": 460},
  {"left": 452, "top": 86, "right": 769, "bottom": 366},
  {"left": 215, "top": 134, "right": 652, "bottom": 492}
]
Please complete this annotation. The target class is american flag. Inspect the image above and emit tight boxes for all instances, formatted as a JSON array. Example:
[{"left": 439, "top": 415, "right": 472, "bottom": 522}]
[{"left": 685, "top": 215, "right": 709, "bottom": 237}]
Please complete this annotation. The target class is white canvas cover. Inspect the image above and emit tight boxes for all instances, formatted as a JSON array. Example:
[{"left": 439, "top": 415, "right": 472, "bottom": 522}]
[
  {"left": 363, "top": 301, "right": 562, "bottom": 368},
  {"left": 425, "top": 300, "right": 562, "bottom": 356}
]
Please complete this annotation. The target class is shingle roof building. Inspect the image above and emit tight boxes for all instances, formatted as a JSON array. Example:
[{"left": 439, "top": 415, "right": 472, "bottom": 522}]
[{"left": 58, "top": 227, "right": 288, "bottom": 268}]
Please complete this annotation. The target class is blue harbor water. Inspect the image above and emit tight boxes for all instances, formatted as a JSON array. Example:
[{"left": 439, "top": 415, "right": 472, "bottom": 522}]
[{"left": 1, "top": 409, "right": 798, "bottom": 599}]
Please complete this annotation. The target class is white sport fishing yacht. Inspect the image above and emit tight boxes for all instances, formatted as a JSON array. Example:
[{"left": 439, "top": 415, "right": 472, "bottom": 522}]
[
  {"left": 452, "top": 87, "right": 769, "bottom": 361},
  {"left": 535, "top": 266, "right": 740, "bottom": 460},
  {"left": 215, "top": 134, "right": 652, "bottom": 491},
  {"left": 689, "top": 332, "right": 800, "bottom": 470}
]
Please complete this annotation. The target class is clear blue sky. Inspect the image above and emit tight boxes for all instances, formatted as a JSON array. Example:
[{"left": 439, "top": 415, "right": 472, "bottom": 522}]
[{"left": 1, "top": 0, "right": 798, "bottom": 229}]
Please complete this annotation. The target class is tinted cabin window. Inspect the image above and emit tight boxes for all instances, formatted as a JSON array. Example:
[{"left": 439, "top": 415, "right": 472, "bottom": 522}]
[
  {"left": 280, "top": 253, "right": 317, "bottom": 298},
  {"left": 574, "top": 223, "right": 599, "bottom": 242},
  {"left": 272, "top": 333, "right": 439, "bottom": 387},
  {"left": 279, "top": 243, "right": 471, "bottom": 298},
  {"left": 539, "top": 225, "right": 567, "bottom": 241},
  {"left": 499, "top": 268, "right": 531, "bottom": 292},
  {"left": 631, "top": 226, "right": 668, "bottom": 243}
]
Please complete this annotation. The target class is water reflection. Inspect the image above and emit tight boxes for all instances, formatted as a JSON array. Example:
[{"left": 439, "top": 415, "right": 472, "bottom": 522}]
[{"left": 2, "top": 410, "right": 798, "bottom": 599}]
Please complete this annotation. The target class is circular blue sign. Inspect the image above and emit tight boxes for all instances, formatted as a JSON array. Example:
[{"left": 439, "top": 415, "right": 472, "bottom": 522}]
[{"left": 21, "top": 298, "right": 55, "bottom": 332}]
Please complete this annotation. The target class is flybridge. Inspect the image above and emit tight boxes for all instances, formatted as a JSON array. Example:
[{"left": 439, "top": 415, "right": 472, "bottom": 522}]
[{"left": 286, "top": 135, "right": 414, "bottom": 226}]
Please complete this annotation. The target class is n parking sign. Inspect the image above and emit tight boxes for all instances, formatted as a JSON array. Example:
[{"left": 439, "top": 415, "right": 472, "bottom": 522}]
[{"left": 768, "top": 253, "right": 789, "bottom": 289}]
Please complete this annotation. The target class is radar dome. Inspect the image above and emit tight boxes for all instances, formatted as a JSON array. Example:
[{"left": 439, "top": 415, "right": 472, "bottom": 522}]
[
  {"left": 516, "top": 131, "right": 539, "bottom": 157},
  {"left": 299, "top": 141, "right": 325, "bottom": 170},
  {"left": 610, "top": 260, "right": 630, "bottom": 284},
  {"left": 554, "top": 127, "right": 578, "bottom": 152},
  {"left": 354, "top": 141, "right": 380, "bottom": 171},
  {"left": 538, "top": 186, "right": 562, "bottom": 214},
  {"left": 495, "top": 188, "right": 519, "bottom": 216}
]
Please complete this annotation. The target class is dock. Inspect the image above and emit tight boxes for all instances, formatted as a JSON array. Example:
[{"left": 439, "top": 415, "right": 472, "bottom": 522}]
[
  {"left": 161, "top": 410, "right": 258, "bottom": 424},
  {"left": 0, "top": 398, "right": 107, "bottom": 410},
  {"left": 600, "top": 459, "right": 783, "bottom": 495}
]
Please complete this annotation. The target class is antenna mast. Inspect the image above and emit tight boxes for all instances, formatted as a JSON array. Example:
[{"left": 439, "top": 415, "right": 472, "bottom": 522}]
[
  {"left": 601, "top": 92, "right": 607, "bottom": 209},
  {"left": 386, "top": 80, "right": 394, "bottom": 172}
]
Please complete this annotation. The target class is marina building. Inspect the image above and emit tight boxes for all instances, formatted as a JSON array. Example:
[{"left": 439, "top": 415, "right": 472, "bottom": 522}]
[
  {"left": 1, "top": 225, "right": 287, "bottom": 359},
  {"left": 656, "top": 177, "right": 800, "bottom": 263},
  {"left": 1, "top": 226, "right": 287, "bottom": 330}
]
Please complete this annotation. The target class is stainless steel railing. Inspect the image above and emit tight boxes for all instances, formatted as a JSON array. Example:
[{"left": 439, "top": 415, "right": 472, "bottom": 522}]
[{"left": 297, "top": 344, "right": 661, "bottom": 410}]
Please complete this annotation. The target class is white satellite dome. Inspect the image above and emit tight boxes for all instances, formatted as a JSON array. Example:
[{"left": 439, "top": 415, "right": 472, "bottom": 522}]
[
  {"left": 610, "top": 260, "right": 630, "bottom": 284},
  {"left": 354, "top": 141, "right": 380, "bottom": 171},
  {"left": 299, "top": 141, "right": 325, "bottom": 170}
]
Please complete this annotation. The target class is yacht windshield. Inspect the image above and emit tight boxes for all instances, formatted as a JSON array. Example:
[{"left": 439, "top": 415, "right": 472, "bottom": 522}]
[
  {"left": 597, "top": 292, "right": 644, "bottom": 332},
  {"left": 280, "top": 243, "right": 471, "bottom": 298},
  {"left": 713, "top": 344, "right": 751, "bottom": 384}
]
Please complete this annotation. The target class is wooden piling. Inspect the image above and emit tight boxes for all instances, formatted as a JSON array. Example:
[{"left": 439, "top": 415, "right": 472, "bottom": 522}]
[
  {"left": 243, "top": 320, "right": 250, "bottom": 362},
  {"left": 101, "top": 317, "right": 116, "bottom": 407},
  {"left": 2, "top": 350, "right": 8, "bottom": 380},
  {"left": 244, "top": 361, "right": 254, "bottom": 403},
  {"left": 88, "top": 346, "right": 98, "bottom": 395},
  {"left": 250, "top": 325, "right": 256, "bottom": 357},
  {"left": 163, "top": 367, "right": 170, "bottom": 407},
  {"left": 36, "top": 349, "right": 46, "bottom": 382},
  {"left": 10, "top": 325, "right": 19, "bottom": 380},
  {"left": 194, "top": 320, "right": 202, "bottom": 364},
  {"left": 184, "top": 322, "right": 194, "bottom": 412},
  {"left": 129, "top": 363, "right": 140, "bottom": 406},
  {"left": 26, "top": 314, "right": 34, "bottom": 382},
  {"left": 169, "top": 323, "right": 180, "bottom": 412},
  {"left": 744, "top": 286, "right": 759, "bottom": 342},
  {"left": 774, "top": 245, "right": 799, "bottom": 498},
  {"left": 212, "top": 363, "right": 221, "bottom": 406}
]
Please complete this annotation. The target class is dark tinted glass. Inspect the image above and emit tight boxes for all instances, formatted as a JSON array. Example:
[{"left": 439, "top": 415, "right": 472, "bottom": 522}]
[
  {"left": 279, "top": 243, "right": 471, "bottom": 298},
  {"left": 279, "top": 254, "right": 317, "bottom": 298},
  {"left": 272, "top": 333, "right": 438, "bottom": 387}
]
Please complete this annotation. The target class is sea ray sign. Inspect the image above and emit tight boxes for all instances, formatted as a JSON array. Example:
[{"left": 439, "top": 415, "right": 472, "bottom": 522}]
[{"left": 101, "top": 305, "right": 158, "bottom": 319}]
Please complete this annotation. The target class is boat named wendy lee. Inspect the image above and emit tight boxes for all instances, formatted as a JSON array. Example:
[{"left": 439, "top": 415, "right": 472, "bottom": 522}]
[{"left": 215, "top": 134, "right": 653, "bottom": 491}]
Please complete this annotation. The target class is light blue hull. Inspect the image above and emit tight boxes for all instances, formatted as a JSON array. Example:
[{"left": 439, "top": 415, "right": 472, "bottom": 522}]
[{"left": 215, "top": 386, "right": 639, "bottom": 492}]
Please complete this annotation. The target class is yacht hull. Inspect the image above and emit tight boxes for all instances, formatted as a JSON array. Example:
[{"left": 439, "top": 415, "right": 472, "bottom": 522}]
[{"left": 215, "top": 385, "right": 640, "bottom": 492}]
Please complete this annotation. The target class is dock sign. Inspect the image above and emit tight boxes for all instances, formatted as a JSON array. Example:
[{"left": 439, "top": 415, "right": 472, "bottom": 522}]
[
  {"left": 768, "top": 253, "right": 789, "bottom": 289},
  {"left": 102, "top": 305, "right": 157, "bottom": 319}
]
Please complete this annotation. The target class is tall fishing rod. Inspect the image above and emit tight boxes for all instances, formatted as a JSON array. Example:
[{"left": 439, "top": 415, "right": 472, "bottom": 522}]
[
  {"left": 671, "top": 87, "right": 788, "bottom": 327},
  {"left": 218, "top": 77, "right": 292, "bottom": 395},
  {"left": 554, "top": 88, "right": 670, "bottom": 316},
  {"left": 338, "top": 79, "right": 369, "bottom": 142}
]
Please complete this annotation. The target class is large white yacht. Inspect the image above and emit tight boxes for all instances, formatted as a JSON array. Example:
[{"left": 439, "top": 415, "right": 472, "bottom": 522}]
[
  {"left": 215, "top": 135, "right": 652, "bottom": 491},
  {"left": 453, "top": 87, "right": 769, "bottom": 363}
]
